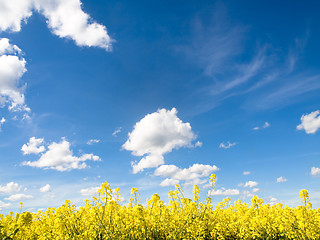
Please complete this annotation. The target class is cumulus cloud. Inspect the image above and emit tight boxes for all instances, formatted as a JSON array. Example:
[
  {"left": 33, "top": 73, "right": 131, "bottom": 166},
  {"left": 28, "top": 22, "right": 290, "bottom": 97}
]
[
  {"left": 243, "top": 190, "right": 254, "bottom": 198},
  {"left": 268, "top": 197, "right": 278, "bottom": 205},
  {"left": 155, "top": 163, "right": 219, "bottom": 186},
  {"left": 80, "top": 186, "right": 100, "bottom": 196},
  {"left": 0, "top": 0, "right": 113, "bottom": 50},
  {"left": 276, "top": 176, "right": 288, "bottom": 183},
  {"left": 123, "top": 108, "right": 197, "bottom": 173},
  {"left": 21, "top": 137, "right": 46, "bottom": 155},
  {"left": 0, "top": 0, "right": 33, "bottom": 32},
  {"left": 0, "top": 117, "right": 5, "bottom": 131},
  {"left": 243, "top": 171, "right": 250, "bottom": 175},
  {"left": 219, "top": 141, "right": 236, "bottom": 149},
  {"left": 39, "top": 184, "right": 51, "bottom": 192},
  {"left": 297, "top": 110, "right": 320, "bottom": 134},
  {"left": 195, "top": 141, "right": 203, "bottom": 147},
  {"left": 209, "top": 189, "right": 240, "bottom": 196},
  {"left": 87, "top": 139, "right": 100, "bottom": 145},
  {"left": 0, "top": 200, "right": 12, "bottom": 210},
  {"left": 35, "top": 0, "right": 113, "bottom": 50},
  {"left": 159, "top": 178, "right": 180, "bottom": 187},
  {"left": 5, "top": 193, "right": 33, "bottom": 201},
  {"left": 252, "top": 188, "right": 260, "bottom": 193},
  {"left": 244, "top": 181, "right": 258, "bottom": 188},
  {"left": 0, "top": 182, "right": 21, "bottom": 194},
  {"left": 22, "top": 138, "right": 101, "bottom": 171},
  {"left": 311, "top": 167, "right": 320, "bottom": 177},
  {"left": 0, "top": 38, "right": 29, "bottom": 111}
]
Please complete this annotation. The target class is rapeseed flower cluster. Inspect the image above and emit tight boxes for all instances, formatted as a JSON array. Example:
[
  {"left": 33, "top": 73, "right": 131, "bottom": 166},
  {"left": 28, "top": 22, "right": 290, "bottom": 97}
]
[{"left": 0, "top": 175, "right": 319, "bottom": 239}]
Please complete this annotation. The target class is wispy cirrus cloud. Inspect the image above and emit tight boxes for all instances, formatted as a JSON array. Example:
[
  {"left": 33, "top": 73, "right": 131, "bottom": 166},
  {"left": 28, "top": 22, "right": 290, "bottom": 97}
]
[
  {"left": 249, "top": 73, "right": 320, "bottom": 110},
  {"left": 178, "top": 4, "right": 318, "bottom": 113},
  {"left": 287, "top": 36, "right": 308, "bottom": 73},
  {"left": 112, "top": 127, "right": 122, "bottom": 137},
  {"left": 177, "top": 3, "right": 245, "bottom": 78}
]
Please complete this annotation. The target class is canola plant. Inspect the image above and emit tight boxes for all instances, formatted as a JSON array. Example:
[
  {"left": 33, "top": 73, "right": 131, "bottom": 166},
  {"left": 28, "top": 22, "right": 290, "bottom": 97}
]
[{"left": 0, "top": 174, "right": 319, "bottom": 239}]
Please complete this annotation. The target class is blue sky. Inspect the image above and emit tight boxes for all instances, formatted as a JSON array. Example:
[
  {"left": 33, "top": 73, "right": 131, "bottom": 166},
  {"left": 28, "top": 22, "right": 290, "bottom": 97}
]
[{"left": 0, "top": 0, "right": 320, "bottom": 213}]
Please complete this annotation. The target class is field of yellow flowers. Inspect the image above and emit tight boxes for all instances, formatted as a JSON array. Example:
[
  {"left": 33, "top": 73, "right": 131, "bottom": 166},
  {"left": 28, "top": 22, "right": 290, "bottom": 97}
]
[{"left": 0, "top": 174, "right": 319, "bottom": 239}]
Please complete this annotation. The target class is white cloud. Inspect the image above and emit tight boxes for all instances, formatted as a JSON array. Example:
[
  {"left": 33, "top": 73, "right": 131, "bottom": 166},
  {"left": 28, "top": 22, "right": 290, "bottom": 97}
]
[
  {"left": 0, "top": 200, "right": 12, "bottom": 210},
  {"left": 0, "top": 0, "right": 33, "bottom": 32},
  {"left": 112, "top": 127, "right": 122, "bottom": 137},
  {"left": 5, "top": 193, "right": 33, "bottom": 201},
  {"left": 131, "top": 154, "right": 164, "bottom": 174},
  {"left": 123, "top": 108, "right": 197, "bottom": 173},
  {"left": 243, "top": 171, "right": 250, "bottom": 175},
  {"left": 195, "top": 141, "right": 203, "bottom": 147},
  {"left": 244, "top": 181, "right": 258, "bottom": 188},
  {"left": 0, "top": 0, "right": 113, "bottom": 50},
  {"left": 243, "top": 190, "right": 254, "bottom": 198},
  {"left": 268, "top": 196, "right": 278, "bottom": 205},
  {"left": 179, "top": 3, "right": 245, "bottom": 77},
  {"left": 0, "top": 38, "right": 29, "bottom": 111},
  {"left": 22, "top": 138, "right": 101, "bottom": 171},
  {"left": 252, "top": 188, "right": 260, "bottom": 193},
  {"left": 154, "top": 164, "right": 180, "bottom": 178},
  {"left": 0, "top": 182, "right": 21, "bottom": 194},
  {"left": 159, "top": 178, "right": 179, "bottom": 187},
  {"left": 80, "top": 186, "right": 99, "bottom": 196},
  {"left": 34, "top": 0, "right": 113, "bottom": 50},
  {"left": 0, "top": 117, "right": 5, "bottom": 130},
  {"left": 276, "top": 176, "right": 288, "bottom": 183},
  {"left": 297, "top": 110, "right": 320, "bottom": 134},
  {"left": 209, "top": 189, "right": 240, "bottom": 196},
  {"left": 87, "top": 139, "right": 100, "bottom": 145},
  {"left": 311, "top": 167, "right": 320, "bottom": 177},
  {"left": 21, "top": 137, "right": 46, "bottom": 155},
  {"left": 155, "top": 163, "right": 219, "bottom": 186},
  {"left": 253, "top": 122, "right": 270, "bottom": 130},
  {"left": 39, "top": 184, "right": 51, "bottom": 192},
  {"left": 222, "top": 50, "right": 265, "bottom": 91},
  {"left": 242, "top": 188, "right": 260, "bottom": 198},
  {"left": 219, "top": 141, "right": 236, "bottom": 149},
  {"left": 263, "top": 122, "right": 270, "bottom": 128}
]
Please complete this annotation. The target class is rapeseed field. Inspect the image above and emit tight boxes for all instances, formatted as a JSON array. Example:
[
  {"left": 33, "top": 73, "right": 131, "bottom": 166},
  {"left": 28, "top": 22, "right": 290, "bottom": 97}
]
[{"left": 1, "top": 174, "right": 319, "bottom": 239}]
